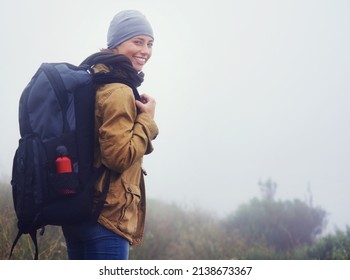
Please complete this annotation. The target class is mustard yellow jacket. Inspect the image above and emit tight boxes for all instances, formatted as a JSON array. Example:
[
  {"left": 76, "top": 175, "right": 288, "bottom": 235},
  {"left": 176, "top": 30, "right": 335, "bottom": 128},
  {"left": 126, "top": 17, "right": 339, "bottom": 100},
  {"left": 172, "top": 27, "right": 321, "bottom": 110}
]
[{"left": 93, "top": 64, "right": 158, "bottom": 245}]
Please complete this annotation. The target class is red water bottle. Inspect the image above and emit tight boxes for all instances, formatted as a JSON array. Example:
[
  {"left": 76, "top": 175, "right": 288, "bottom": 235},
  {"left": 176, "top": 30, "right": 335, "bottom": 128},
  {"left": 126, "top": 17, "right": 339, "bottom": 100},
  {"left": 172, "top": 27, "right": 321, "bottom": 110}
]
[
  {"left": 55, "top": 146, "right": 72, "bottom": 173},
  {"left": 55, "top": 146, "right": 75, "bottom": 195}
]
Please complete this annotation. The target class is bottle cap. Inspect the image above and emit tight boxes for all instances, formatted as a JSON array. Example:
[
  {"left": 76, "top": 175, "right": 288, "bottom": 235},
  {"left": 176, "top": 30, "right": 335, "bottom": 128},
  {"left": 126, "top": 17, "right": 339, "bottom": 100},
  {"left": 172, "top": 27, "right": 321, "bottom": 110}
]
[{"left": 56, "top": 145, "right": 69, "bottom": 157}]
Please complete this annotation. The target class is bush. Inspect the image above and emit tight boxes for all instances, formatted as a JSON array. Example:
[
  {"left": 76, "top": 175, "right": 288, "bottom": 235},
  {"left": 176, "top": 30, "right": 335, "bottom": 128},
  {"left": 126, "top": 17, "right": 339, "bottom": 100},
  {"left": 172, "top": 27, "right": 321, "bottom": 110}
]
[
  {"left": 306, "top": 227, "right": 350, "bottom": 260},
  {"left": 130, "top": 199, "right": 227, "bottom": 259},
  {"left": 223, "top": 196, "right": 327, "bottom": 253}
]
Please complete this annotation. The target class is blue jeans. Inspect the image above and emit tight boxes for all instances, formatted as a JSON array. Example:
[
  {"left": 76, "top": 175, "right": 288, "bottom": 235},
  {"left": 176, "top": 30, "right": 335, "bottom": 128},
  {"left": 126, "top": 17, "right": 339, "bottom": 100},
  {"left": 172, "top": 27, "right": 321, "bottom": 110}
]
[{"left": 62, "top": 221, "right": 129, "bottom": 260}]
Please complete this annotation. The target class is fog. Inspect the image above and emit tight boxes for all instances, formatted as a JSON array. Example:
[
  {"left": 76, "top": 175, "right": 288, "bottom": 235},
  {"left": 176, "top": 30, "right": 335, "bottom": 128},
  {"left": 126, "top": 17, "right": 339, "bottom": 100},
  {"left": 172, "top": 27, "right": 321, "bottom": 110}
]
[{"left": 1, "top": 0, "right": 349, "bottom": 233}]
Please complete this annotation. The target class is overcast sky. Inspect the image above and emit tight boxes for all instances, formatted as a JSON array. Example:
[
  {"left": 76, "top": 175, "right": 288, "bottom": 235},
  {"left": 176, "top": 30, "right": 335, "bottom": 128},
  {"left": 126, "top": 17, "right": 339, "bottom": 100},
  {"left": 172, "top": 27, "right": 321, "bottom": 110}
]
[{"left": 1, "top": 0, "right": 349, "bottom": 233}]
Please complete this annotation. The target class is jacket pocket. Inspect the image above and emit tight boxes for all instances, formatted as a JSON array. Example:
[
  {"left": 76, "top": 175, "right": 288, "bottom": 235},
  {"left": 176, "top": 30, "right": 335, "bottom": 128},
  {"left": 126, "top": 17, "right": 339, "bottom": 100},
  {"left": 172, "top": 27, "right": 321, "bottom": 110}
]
[{"left": 118, "top": 180, "right": 141, "bottom": 235}]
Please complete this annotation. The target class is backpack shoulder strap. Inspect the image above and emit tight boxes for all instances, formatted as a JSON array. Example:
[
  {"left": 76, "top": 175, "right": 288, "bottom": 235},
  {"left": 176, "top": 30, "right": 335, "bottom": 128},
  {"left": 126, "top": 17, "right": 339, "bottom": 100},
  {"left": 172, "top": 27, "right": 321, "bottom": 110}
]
[
  {"left": 9, "top": 229, "right": 39, "bottom": 260},
  {"left": 41, "top": 63, "right": 70, "bottom": 133},
  {"left": 91, "top": 166, "right": 112, "bottom": 221}
]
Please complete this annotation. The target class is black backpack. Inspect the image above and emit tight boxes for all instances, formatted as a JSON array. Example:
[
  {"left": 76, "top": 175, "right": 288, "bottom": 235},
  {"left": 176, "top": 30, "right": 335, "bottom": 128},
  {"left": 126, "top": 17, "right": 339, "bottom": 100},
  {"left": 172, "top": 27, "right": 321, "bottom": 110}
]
[{"left": 9, "top": 59, "right": 141, "bottom": 259}]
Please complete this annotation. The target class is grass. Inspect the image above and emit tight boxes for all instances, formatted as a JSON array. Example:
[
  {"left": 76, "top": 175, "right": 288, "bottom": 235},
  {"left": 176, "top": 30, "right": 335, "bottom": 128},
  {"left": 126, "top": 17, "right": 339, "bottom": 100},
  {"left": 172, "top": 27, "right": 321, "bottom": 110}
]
[
  {"left": 0, "top": 181, "right": 67, "bottom": 260},
  {"left": 2, "top": 179, "right": 350, "bottom": 260}
]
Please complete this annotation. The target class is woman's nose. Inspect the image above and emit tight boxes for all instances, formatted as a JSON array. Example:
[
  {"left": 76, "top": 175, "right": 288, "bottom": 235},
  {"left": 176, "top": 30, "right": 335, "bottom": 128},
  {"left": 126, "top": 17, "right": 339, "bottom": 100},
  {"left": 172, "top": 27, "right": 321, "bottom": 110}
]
[{"left": 140, "top": 44, "right": 151, "bottom": 55}]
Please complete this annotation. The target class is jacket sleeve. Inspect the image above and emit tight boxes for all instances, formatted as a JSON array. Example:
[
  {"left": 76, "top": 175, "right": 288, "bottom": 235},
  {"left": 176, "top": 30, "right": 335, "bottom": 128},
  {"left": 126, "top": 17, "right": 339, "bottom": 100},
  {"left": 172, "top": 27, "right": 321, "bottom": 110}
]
[{"left": 97, "top": 83, "right": 158, "bottom": 172}]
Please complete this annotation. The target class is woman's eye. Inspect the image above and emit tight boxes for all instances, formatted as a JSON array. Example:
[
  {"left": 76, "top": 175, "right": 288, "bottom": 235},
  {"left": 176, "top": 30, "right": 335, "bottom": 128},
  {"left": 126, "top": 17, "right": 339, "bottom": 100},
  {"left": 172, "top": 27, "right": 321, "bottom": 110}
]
[{"left": 134, "top": 40, "right": 143, "bottom": 45}]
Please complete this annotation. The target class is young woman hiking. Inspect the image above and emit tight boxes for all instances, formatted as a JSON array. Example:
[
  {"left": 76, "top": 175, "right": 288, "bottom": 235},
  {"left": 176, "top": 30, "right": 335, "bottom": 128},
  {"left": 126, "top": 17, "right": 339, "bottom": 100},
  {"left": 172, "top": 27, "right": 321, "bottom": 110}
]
[{"left": 62, "top": 10, "right": 158, "bottom": 260}]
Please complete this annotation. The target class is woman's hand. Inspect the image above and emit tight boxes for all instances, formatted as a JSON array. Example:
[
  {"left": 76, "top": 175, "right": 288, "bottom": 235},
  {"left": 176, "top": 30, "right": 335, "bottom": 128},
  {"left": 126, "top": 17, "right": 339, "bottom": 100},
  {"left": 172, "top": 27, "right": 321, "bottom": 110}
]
[{"left": 135, "top": 93, "right": 156, "bottom": 119}]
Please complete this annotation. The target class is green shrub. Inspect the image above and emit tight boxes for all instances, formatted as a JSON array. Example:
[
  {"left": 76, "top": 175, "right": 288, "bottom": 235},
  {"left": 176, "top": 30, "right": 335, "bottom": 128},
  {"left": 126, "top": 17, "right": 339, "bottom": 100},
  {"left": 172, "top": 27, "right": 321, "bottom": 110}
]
[{"left": 306, "top": 227, "right": 350, "bottom": 260}]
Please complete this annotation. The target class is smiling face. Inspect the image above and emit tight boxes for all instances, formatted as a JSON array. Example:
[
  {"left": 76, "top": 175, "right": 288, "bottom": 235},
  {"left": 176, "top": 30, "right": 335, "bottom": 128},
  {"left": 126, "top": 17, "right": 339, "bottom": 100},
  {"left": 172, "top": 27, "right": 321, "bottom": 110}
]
[{"left": 112, "top": 35, "right": 153, "bottom": 72}]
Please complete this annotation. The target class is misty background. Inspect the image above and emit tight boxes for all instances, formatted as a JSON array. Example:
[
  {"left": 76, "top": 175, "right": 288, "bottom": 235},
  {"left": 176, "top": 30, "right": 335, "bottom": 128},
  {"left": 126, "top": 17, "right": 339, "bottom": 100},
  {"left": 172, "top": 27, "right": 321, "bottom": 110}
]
[{"left": 0, "top": 0, "right": 349, "bottom": 234}]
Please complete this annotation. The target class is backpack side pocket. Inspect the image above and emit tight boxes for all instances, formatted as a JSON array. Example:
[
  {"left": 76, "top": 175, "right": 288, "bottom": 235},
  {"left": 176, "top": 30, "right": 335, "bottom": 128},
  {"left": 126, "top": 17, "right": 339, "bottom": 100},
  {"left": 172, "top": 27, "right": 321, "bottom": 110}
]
[
  {"left": 11, "top": 135, "right": 48, "bottom": 232},
  {"left": 49, "top": 171, "right": 79, "bottom": 196}
]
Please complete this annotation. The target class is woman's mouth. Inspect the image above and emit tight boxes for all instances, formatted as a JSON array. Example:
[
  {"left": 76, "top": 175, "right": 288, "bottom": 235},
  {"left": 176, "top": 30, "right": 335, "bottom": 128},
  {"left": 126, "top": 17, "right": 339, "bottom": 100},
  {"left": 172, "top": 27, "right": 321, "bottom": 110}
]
[{"left": 134, "top": 56, "right": 147, "bottom": 65}]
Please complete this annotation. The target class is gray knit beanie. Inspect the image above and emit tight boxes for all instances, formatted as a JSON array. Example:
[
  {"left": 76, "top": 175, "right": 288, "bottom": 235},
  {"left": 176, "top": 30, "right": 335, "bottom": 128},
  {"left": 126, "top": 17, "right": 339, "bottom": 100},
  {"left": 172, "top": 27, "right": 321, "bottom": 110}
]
[{"left": 107, "top": 10, "right": 154, "bottom": 49}]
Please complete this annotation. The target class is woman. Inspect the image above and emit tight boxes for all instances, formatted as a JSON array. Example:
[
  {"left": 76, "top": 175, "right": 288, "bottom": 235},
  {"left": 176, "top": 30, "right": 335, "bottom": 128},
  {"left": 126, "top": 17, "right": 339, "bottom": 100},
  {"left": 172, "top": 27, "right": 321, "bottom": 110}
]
[{"left": 62, "top": 10, "right": 159, "bottom": 260}]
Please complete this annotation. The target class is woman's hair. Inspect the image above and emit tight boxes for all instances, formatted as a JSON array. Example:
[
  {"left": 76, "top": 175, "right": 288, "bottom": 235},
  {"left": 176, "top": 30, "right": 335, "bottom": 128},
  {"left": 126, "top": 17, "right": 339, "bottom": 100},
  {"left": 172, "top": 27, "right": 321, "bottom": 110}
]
[{"left": 81, "top": 50, "right": 144, "bottom": 88}]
